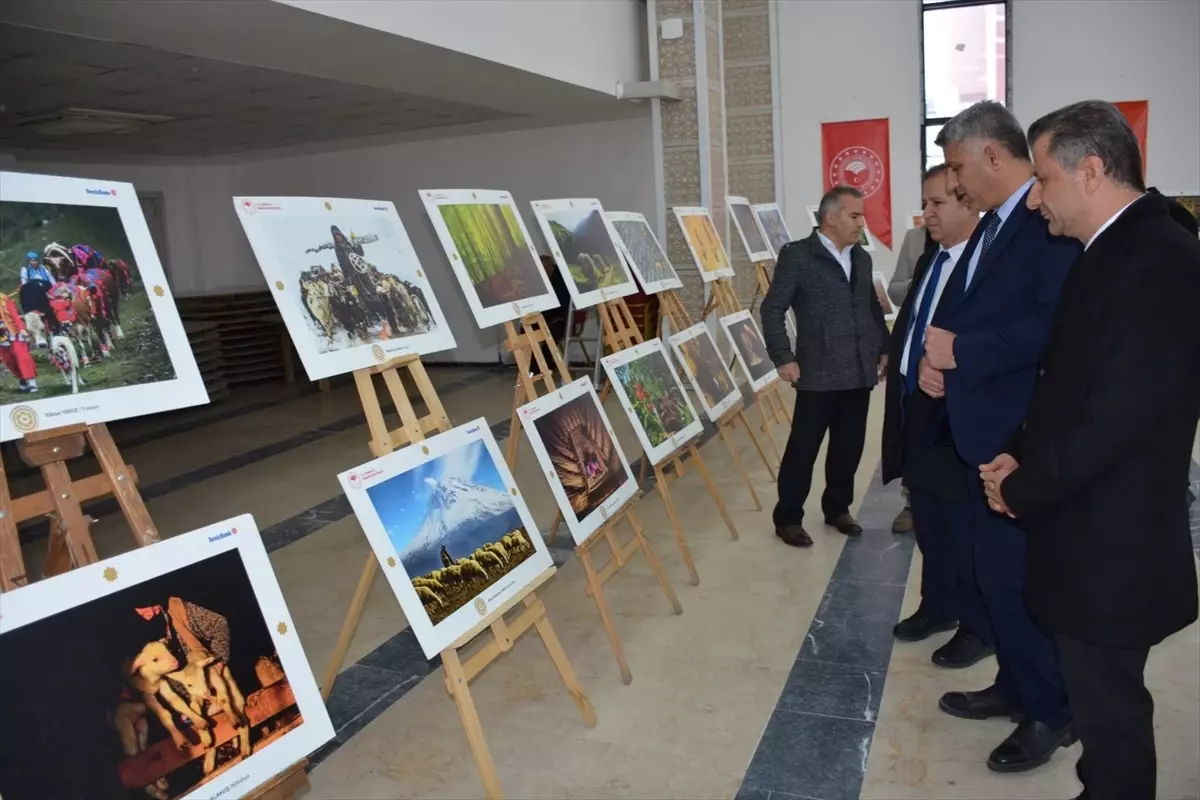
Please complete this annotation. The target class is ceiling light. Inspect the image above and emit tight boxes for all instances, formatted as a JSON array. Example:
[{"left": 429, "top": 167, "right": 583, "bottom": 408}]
[{"left": 16, "top": 107, "right": 175, "bottom": 136}]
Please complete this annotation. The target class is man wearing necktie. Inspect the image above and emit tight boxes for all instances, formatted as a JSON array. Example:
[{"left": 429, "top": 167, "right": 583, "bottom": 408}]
[
  {"left": 880, "top": 165, "right": 985, "bottom": 666},
  {"left": 920, "top": 101, "right": 1081, "bottom": 774}
]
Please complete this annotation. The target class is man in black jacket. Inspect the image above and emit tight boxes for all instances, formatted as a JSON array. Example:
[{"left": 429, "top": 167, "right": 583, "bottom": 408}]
[
  {"left": 983, "top": 100, "right": 1200, "bottom": 800},
  {"left": 760, "top": 186, "right": 889, "bottom": 547}
]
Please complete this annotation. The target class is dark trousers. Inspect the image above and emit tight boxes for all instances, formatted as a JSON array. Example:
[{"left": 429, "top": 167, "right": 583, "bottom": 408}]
[
  {"left": 964, "top": 476, "right": 1070, "bottom": 729},
  {"left": 909, "top": 488, "right": 974, "bottom": 626},
  {"left": 1058, "top": 635, "right": 1155, "bottom": 800},
  {"left": 773, "top": 387, "right": 870, "bottom": 526}
]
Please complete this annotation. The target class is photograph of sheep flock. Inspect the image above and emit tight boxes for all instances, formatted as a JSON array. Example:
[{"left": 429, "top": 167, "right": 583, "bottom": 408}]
[
  {"left": 676, "top": 327, "right": 739, "bottom": 413},
  {"left": 367, "top": 436, "right": 537, "bottom": 626},
  {"left": 532, "top": 391, "right": 630, "bottom": 523},
  {"left": 541, "top": 206, "right": 630, "bottom": 294},
  {"left": 436, "top": 201, "right": 547, "bottom": 309},
  {"left": 0, "top": 200, "right": 175, "bottom": 402},
  {"left": 613, "top": 348, "right": 696, "bottom": 449},
  {"left": 0, "top": 550, "right": 303, "bottom": 800}
]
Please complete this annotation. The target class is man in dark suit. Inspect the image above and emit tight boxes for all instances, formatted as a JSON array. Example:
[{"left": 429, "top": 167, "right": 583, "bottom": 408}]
[
  {"left": 919, "top": 101, "right": 1081, "bottom": 773},
  {"left": 881, "top": 165, "right": 990, "bottom": 668},
  {"left": 760, "top": 186, "right": 889, "bottom": 547},
  {"left": 982, "top": 100, "right": 1200, "bottom": 800}
]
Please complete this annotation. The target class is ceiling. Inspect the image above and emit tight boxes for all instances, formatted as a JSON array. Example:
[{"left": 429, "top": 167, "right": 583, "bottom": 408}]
[{"left": 0, "top": 22, "right": 519, "bottom": 157}]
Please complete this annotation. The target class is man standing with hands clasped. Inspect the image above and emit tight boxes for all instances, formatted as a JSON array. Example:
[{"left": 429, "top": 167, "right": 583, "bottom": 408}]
[
  {"left": 982, "top": 101, "right": 1200, "bottom": 800},
  {"left": 760, "top": 186, "right": 889, "bottom": 548}
]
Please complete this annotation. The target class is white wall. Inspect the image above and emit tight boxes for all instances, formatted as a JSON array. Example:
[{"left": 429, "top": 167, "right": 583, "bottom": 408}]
[
  {"left": 1012, "top": 0, "right": 1200, "bottom": 192},
  {"left": 276, "top": 0, "right": 647, "bottom": 97},
  {"left": 774, "top": 0, "right": 922, "bottom": 279},
  {"left": 9, "top": 114, "right": 656, "bottom": 363}
]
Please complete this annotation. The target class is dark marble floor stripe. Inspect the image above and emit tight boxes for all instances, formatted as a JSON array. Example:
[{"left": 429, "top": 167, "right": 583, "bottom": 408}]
[
  {"left": 16, "top": 370, "right": 498, "bottom": 543},
  {"left": 737, "top": 469, "right": 912, "bottom": 800}
]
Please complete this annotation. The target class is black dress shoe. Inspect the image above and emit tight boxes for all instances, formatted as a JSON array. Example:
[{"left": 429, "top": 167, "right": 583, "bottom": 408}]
[
  {"left": 893, "top": 611, "right": 958, "bottom": 642},
  {"left": 932, "top": 629, "right": 996, "bottom": 668},
  {"left": 939, "top": 685, "right": 1023, "bottom": 721},
  {"left": 825, "top": 513, "right": 862, "bottom": 536},
  {"left": 775, "top": 524, "right": 813, "bottom": 548},
  {"left": 987, "top": 719, "right": 1075, "bottom": 773}
]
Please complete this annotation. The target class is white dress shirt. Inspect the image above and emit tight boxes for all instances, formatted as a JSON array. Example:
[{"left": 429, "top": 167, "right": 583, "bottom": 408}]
[
  {"left": 965, "top": 176, "right": 1036, "bottom": 288},
  {"left": 1085, "top": 196, "right": 1143, "bottom": 251},
  {"left": 817, "top": 231, "right": 853, "bottom": 281},
  {"left": 900, "top": 240, "right": 968, "bottom": 377}
]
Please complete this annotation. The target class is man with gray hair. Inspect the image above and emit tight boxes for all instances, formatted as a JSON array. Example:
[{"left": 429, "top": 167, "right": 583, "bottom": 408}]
[
  {"left": 760, "top": 186, "right": 889, "bottom": 547},
  {"left": 982, "top": 100, "right": 1200, "bottom": 800},
  {"left": 914, "top": 100, "right": 1080, "bottom": 773}
]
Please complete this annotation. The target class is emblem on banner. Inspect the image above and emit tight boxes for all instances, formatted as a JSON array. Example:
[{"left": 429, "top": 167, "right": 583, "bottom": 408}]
[{"left": 829, "top": 146, "right": 885, "bottom": 198}]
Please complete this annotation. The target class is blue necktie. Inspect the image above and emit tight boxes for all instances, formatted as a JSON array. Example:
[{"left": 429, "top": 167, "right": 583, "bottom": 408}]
[
  {"left": 965, "top": 212, "right": 1000, "bottom": 288},
  {"left": 905, "top": 250, "right": 951, "bottom": 395}
]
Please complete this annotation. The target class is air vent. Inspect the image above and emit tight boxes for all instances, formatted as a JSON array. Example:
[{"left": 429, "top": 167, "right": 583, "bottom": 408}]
[{"left": 16, "top": 107, "right": 175, "bottom": 136}]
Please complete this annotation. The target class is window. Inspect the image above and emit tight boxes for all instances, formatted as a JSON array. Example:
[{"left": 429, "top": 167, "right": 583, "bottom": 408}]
[{"left": 920, "top": 0, "right": 1010, "bottom": 171}]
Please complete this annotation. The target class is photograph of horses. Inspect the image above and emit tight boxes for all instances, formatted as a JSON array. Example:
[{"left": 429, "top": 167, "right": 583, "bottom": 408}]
[
  {"left": 518, "top": 377, "right": 638, "bottom": 545},
  {"left": 235, "top": 197, "right": 456, "bottom": 380},
  {"left": 720, "top": 310, "right": 779, "bottom": 393},
  {"left": 607, "top": 211, "right": 682, "bottom": 294},
  {"left": 728, "top": 196, "right": 772, "bottom": 262},
  {"left": 531, "top": 198, "right": 638, "bottom": 309},
  {"left": 340, "top": 419, "right": 554, "bottom": 658},
  {"left": 752, "top": 203, "right": 793, "bottom": 257},
  {"left": 672, "top": 207, "right": 734, "bottom": 282},
  {"left": 0, "top": 515, "right": 333, "bottom": 800},
  {"left": 420, "top": 189, "right": 559, "bottom": 330},
  {"left": 0, "top": 202, "right": 175, "bottom": 402},
  {"left": 602, "top": 339, "right": 703, "bottom": 466},
  {"left": 669, "top": 322, "right": 741, "bottom": 422}
]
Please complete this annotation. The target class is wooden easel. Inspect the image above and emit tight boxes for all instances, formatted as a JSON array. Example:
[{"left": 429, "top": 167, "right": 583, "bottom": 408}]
[
  {"left": 576, "top": 493, "right": 682, "bottom": 683},
  {"left": 0, "top": 422, "right": 309, "bottom": 800},
  {"left": 321, "top": 354, "right": 595, "bottom": 800}
]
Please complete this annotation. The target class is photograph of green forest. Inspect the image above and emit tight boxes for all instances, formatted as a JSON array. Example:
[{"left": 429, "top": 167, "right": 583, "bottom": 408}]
[
  {"left": 437, "top": 203, "right": 546, "bottom": 308},
  {"left": 614, "top": 350, "right": 695, "bottom": 448}
]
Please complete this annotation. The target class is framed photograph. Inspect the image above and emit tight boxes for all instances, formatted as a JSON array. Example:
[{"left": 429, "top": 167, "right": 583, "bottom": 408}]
[
  {"left": 0, "top": 514, "right": 334, "bottom": 800},
  {"left": 607, "top": 211, "right": 683, "bottom": 294},
  {"left": 601, "top": 338, "right": 703, "bottom": 465},
  {"left": 908, "top": 210, "right": 925, "bottom": 230},
  {"left": 752, "top": 202, "right": 793, "bottom": 257},
  {"left": 668, "top": 321, "right": 742, "bottom": 423},
  {"left": 530, "top": 198, "right": 639, "bottom": 309},
  {"left": 419, "top": 189, "right": 559, "bottom": 329},
  {"left": 1164, "top": 191, "right": 1200, "bottom": 237},
  {"left": 516, "top": 376, "right": 638, "bottom": 545},
  {"left": 233, "top": 196, "right": 456, "bottom": 380},
  {"left": 672, "top": 206, "right": 735, "bottom": 282},
  {"left": 339, "top": 419, "right": 554, "bottom": 658},
  {"left": 872, "top": 270, "right": 897, "bottom": 321},
  {"left": 719, "top": 310, "right": 779, "bottom": 393},
  {"left": 806, "top": 204, "right": 875, "bottom": 252},
  {"left": 727, "top": 195, "right": 774, "bottom": 262},
  {"left": 0, "top": 171, "right": 207, "bottom": 441}
]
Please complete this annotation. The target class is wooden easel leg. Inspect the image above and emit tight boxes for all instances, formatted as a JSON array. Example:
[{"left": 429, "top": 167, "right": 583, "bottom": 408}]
[
  {"left": 505, "top": 386, "right": 523, "bottom": 468},
  {"left": 442, "top": 649, "right": 505, "bottom": 800},
  {"left": 689, "top": 445, "right": 739, "bottom": 541},
  {"left": 652, "top": 462, "right": 700, "bottom": 585},
  {"left": 321, "top": 556, "right": 378, "bottom": 699},
  {"left": 773, "top": 384, "right": 794, "bottom": 424},
  {"left": 524, "top": 593, "right": 597, "bottom": 725},
  {"left": 718, "top": 419, "right": 762, "bottom": 511},
  {"left": 626, "top": 508, "right": 683, "bottom": 615},
  {"left": 737, "top": 408, "right": 778, "bottom": 481},
  {"left": 578, "top": 546, "right": 634, "bottom": 684}
]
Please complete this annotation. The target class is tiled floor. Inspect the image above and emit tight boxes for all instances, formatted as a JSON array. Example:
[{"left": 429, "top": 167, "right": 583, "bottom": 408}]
[{"left": 9, "top": 366, "right": 1199, "bottom": 799}]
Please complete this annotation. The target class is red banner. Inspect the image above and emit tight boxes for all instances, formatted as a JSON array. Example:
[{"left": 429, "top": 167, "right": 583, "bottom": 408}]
[
  {"left": 822, "top": 117, "right": 893, "bottom": 249},
  {"left": 1115, "top": 100, "right": 1148, "bottom": 176}
]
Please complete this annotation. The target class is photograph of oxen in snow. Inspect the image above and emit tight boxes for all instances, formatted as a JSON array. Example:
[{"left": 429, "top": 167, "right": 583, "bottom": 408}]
[
  {"left": 235, "top": 197, "right": 456, "bottom": 381},
  {"left": 339, "top": 420, "right": 554, "bottom": 658},
  {"left": 0, "top": 201, "right": 176, "bottom": 403}
]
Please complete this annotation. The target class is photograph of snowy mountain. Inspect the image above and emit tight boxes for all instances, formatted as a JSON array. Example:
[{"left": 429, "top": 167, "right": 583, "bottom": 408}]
[{"left": 364, "top": 437, "right": 537, "bottom": 625}]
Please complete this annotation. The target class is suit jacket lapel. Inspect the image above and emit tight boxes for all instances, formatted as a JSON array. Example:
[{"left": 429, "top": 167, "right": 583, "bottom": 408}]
[{"left": 961, "top": 187, "right": 1034, "bottom": 301}]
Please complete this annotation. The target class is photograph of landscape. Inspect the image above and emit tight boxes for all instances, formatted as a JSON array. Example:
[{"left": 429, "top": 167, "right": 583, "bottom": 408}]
[{"left": 539, "top": 204, "right": 631, "bottom": 295}]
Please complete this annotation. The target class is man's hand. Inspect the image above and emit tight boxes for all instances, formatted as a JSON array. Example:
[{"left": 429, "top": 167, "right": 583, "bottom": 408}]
[
  {"left": 924, "top": 326, "right": 957, "bottom": 369},
  {"left": 917, "top": 356, "right": 945, "bottom": 398},
  {"left": 777, "top": 361, "right": 800, "bottom": 384},
  {"left": 877, "top": 355, "right": 889, "bottom": 383},
  {"left": 980, "top": 453, "right": 1019, "bottom": 517}
]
